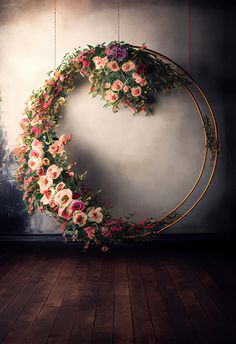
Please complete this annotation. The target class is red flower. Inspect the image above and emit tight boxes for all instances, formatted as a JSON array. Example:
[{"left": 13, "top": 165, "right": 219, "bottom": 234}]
[
  {"left": 136, "top": 64, "right": 148, "bottom": 74},
  {"left": 83, "top": 60, "right": 90, "bottom": 68},
  {"left": 72, "top": 192, "right": 81, "bottom": 199}
]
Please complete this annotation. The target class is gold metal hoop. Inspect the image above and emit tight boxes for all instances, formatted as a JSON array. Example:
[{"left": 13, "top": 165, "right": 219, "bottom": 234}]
[{"left": 124, "top": 47, "right": 218, "bottom": 239}]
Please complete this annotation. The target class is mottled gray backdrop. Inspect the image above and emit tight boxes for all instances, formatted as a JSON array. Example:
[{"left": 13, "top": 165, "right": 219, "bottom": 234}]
[{"left": 0, "top": 0, "right": 235, "bottom": 235}]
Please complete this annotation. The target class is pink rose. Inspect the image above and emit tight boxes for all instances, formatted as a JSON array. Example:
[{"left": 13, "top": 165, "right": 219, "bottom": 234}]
[
  {"left": 46, "top": 164, "right": 63, "bottom": 179},
  {"left": 70, "top": 200, "right": 85, "bottom": 212},
  {"left": 105, "top": 82, "right": 111, "bottom": 89},
  {"left": 28, "top": 157, "right": 42, "bottom": 171},
  {"left": 31, "top": 126, "right": 43, "bottom": 136},
  {"left": 58, "top": 206, "right": 73, "bottom": 220},
  {"left": 54, "top": 189, "right": 73, "bottom": 208},
  {"left": 43, "top": 158, "right": 50, "bottom": 166},
  {"left": 83, "top": 60, "right": 90, "bottom": 68},
  {"left": 20, "top": 117, "right": 29, "bottom": 131},
  {"left": 38, "top": 175, "right": 53, "bottom": 193},
  {"left": 112, "top": 80, "right": 123, "bottom": 91},
  {"left": 36, "top": 167, "right": 45, "bottom": 176},
  {"left": 93, "top": 56, "right": 108, "bottom": 69},
  {"left": 105, "top": 47, "right": 112, "bottom": 55},
  {"left": 105, "top": 90, "right": 119, "bottom": 103},
  {"left": 59, "top": 134, "right": 72, "bottom": 144},
  {"left": 123, "top": 85, "right": 129, "bottom": 93},
  {"left": 122, "top": 61, "right": 135, "bottom": 72},
  {"left": 56, "top": 182, "right": 65, "bottom": 191},
  {"left": 135, "top": 76, "right": 143, "bottom": 84},
  {"left": 131, "top": 86, "right": 141, "bottom": 97},
  {"left": 48, "top": 140, "right": 64, "bottom": 157},
  {"left": 107, "top": 61, "right": 120, "bottom": 72}
]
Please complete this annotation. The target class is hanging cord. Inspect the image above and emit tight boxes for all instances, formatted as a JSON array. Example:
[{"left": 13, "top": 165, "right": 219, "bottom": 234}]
[
  {"left": 188, "top": 0, "right": 191, "bottom": 73},
  {"left": 54, "top": 0, "right": 57, "bottom": 69},
  {"left": 117, "top": 0, "right": 120, "bottom": 42}
]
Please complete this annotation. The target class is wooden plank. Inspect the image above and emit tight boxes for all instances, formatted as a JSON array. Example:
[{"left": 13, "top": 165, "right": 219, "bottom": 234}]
[
  {"left": 46, "top": 253, "right": 89, "bottom": 344},
  {"left": 139, "top": 255, "right": 177, "bottom": 344},
  {"left": 92, "top": 254, "right": 115, "bottom": 344},
  {"left": 3, "top": 254, "right": 65, "bottom": 343},
  {"left": 165, "top": 258, "right": 219, "bottom": 343},
  {"left": 152, "top": 255, "right": 199, "bottom": 344},
  {"left": 185, "top": 252, "right": 236, "bottom": 338},
  {"left": 176, "top": 254, "right": 236, "bottom": 342},
  {"left": 69, "top": 252, "right": 102, "bottom": 344},
  {"left": 0, "top": 253, "right": 46, "bottom": 342},
  {"left": 113, "top": 252, "right": 133, "bottom": 344},
  {"left": 127, "top": 252, "right": 156, "bottom": 344},
  {"left": 24, "top": 252, "right": 78, "bottom": 344}
]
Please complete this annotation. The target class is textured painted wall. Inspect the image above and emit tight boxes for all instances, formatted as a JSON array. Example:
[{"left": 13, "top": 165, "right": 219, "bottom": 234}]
[{"left": 0, "top": 0, "right": 234, "bottom": 235}]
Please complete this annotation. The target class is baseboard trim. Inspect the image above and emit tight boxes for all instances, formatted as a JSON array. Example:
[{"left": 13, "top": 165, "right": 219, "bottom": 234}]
[{"left": 0, "top": 233, "right": 234, "bottom": 243}]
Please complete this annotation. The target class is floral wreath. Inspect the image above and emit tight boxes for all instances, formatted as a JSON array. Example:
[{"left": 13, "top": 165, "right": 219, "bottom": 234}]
[{"left": 14, "top": 41, "right": 189, "bottom": 251}]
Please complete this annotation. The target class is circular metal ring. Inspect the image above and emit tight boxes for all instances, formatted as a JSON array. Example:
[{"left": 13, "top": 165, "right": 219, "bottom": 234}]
[{"left": 123, "top": 47, "right": 218, "bottom": 239}]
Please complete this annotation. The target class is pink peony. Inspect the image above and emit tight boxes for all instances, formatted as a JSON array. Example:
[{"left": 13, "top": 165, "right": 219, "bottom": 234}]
[
  {"left": 122, "top": 61, "right": 135, "bottom": 72},
  {"left": 131, "top": 86, "right": 142, "bottom": 97},
  {"left": 107, "top": 61, "right": 120, "bottom": 72},
  {"left": 105, "top": 82, "right": 111, "bottom": 89},
  {"left": 112, "top": 80, "right": 123, "bottom": 91},
  {"left": 105, "top": 90, "right": 119, "bottom": 103}
]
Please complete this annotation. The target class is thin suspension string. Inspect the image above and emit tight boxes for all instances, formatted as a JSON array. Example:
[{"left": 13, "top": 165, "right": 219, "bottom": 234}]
[
  {"left": 188, "top": 0, "right": 191, "bottom": 73},
  {"left": 54, "top": 0, "right": 57, "bottom": 69},
  {"left": 117, "top": 0, "right": 120, "bottom": 42}
]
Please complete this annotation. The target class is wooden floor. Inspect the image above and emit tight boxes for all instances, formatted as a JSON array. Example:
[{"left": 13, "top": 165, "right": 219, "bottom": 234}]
[{"left": 0, "top": 239, "right": 236, "bottom": 344}]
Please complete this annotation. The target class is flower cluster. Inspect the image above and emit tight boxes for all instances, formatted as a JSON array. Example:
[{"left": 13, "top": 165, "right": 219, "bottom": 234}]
[
  {"left": 13, "top": 42, "right": 187, "bottom": 250},
  {"left": 83, "top": 42, "right": 186, "bottom": 114}
]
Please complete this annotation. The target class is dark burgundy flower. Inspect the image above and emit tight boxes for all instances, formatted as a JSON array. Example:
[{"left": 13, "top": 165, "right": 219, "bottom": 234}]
[
  {"left": 70, "top": 200, "right": 85, "bottom": 212},
  {"left": 136, "top": 64, "right": 148, "bottom": 74},
  {"left": 72, "top": 192, "right": 81, "bottom": 199}
]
